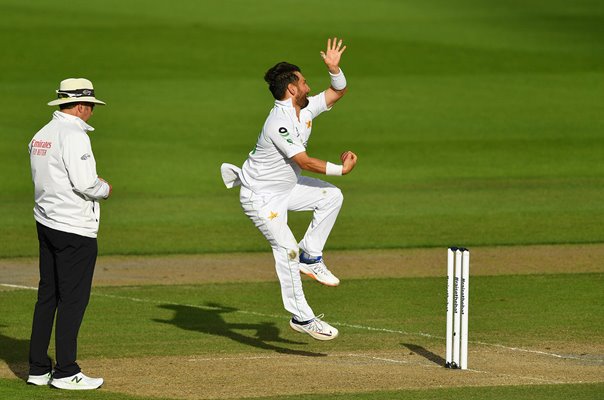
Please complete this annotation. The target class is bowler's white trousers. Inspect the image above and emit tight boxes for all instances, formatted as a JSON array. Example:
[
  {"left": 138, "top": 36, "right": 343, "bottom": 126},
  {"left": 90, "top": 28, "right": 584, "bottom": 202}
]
[{"left": 240, "top": 176, "right": 343, "bottom": 321}]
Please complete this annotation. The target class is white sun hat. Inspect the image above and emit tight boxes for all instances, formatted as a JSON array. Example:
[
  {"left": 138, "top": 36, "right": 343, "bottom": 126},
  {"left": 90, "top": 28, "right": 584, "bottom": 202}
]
[{"left": 48, "top": 78, "right": 106, "bottom": 106}]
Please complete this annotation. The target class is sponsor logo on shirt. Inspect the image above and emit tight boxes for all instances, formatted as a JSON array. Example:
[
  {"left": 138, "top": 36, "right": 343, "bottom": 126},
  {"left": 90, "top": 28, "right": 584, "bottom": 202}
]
[
  {"left": 31, "top": 140, "right": 52, "bottom": 149},
  {"left": 81, "top": 153, "right": 91, "bottom": 160},
  {"left": 31, "top": 140, "right": 52, "bottom": 156},
  {"left": 279, "top": 127, "right": 293, "bottom": 144}
]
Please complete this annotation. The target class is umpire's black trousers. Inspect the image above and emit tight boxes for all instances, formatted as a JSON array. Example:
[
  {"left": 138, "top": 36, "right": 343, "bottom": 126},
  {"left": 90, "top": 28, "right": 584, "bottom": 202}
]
[{"left": 29, "top": 222, "right": 97, "bottom": 378}]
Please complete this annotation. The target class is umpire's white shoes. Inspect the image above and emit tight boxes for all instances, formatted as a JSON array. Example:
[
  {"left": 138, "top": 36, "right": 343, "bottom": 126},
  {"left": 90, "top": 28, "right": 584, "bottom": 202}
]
[
  {"left": 50, "top": 372, "right": 103, "bottom": 390},
  {"left": 27, "top": 371, "right": 52, "bottom": 386},
  {"left": 290, "top": 314, "right": 339, "bottom": 341},
  {"left": 299, "top": 252, "right": 340, "bottom": 287}
]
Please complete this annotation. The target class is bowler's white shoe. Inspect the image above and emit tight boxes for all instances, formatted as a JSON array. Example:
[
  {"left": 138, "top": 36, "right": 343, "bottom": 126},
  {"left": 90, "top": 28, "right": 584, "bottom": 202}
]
[
  {"left": 50, "top": 372, "right": 103, "bottom": 390},
  {"left": 299, "top": 260, "right": 340, "bottom": 286},
  {"left": 27, "top": 372, "right": 51, "bottom": 386},
  {"left": 290, "top": 314, "right": 339, "bottom": 341}
]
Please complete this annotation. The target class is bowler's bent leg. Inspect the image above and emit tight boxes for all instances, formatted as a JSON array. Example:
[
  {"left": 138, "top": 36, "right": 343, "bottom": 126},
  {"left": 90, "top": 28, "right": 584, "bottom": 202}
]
[
  {"left": 240, "top": 187, "right": 314, "bottom": 321},
  {"left": 289, "top": 176, "right": 344, "bottom": 258}
]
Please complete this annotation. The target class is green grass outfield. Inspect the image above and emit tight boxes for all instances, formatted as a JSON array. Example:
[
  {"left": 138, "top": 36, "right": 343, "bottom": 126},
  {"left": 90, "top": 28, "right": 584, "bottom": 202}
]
[
  {"left": 0, "top": 273, "right": 602, "bottom": 399},
  {"left": 1, "top": 1, "right": 602, "bottom": 398},
  {"left": 0, "top": 379, "right": 602, "bottom": 400},
  {"left": 1, "top": 0, "right": 603, "bottom": 256}
]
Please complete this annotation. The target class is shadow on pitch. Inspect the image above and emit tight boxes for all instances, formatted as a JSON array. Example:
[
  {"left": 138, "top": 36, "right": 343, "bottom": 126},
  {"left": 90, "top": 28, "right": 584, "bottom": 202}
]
[
  {"left": 402, "top": 343, "right": 446, "bottom": 366},
  {"left": 0, "top": 325, "right": 30, "bottom": 380},
  {"left": 154, "top": 303, "right": 326, "bottom": 357}
]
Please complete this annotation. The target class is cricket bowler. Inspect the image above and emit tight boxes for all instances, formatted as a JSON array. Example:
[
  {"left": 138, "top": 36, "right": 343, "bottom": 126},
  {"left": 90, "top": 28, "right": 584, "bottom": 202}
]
[{"left": 221, "top": 37, "right": 357, "bottom": 340}]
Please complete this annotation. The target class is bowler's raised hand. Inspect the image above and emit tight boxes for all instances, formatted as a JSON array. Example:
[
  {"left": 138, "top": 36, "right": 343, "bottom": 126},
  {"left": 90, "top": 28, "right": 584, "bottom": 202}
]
[{"left": 321, "top": 37, "right": 347, "bottom": 74}]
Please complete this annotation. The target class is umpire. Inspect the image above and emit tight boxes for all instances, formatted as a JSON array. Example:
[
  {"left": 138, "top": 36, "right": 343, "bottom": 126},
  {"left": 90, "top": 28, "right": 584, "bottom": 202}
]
[{"left": 26, "top": 78, "right": 111, "bottom": 390}]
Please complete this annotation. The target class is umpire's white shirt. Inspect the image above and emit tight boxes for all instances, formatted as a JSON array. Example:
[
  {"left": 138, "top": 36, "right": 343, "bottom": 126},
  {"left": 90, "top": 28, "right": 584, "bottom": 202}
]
[
  {"left": 240, "top": 92, "right": 330, "bottom": 194},
  {"left": 29, "top": 111, "right": 110, "bottom": 238}
]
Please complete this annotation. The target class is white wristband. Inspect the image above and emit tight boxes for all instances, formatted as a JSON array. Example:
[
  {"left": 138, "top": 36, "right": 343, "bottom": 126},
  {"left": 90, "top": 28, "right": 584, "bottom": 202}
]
[
  {"left": 326, "top": 162, "right": 343, "bottom": 176},
  {"left": 329, "top": 68, "right": 347, "bottom": 90}
]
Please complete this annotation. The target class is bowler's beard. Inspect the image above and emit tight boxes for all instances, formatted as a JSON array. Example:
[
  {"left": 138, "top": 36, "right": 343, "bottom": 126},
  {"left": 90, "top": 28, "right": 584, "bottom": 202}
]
[{"left": 295, "top": 95, "right": 309, "bottom": 109}]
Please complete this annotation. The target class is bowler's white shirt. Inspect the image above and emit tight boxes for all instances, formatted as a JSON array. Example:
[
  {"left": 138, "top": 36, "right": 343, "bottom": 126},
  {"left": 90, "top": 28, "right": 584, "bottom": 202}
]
[
  {"left": 240, "top": 92, "right": 330, "bottom": 194},
  {"left": 29, "top": 111, "right": 110, "bottom": 238}
]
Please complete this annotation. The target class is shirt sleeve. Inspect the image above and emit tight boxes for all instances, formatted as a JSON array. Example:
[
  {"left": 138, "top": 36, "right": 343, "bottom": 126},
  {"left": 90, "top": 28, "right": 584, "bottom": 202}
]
[
  {"left": 62, "top": 132, "right": 110, "bottom": 200},
  {"left": 303, "top": 91, "right": 331, "bottom": 120},
  {"left": 265, "top": 120, "right": 306, "bottom": 159}
]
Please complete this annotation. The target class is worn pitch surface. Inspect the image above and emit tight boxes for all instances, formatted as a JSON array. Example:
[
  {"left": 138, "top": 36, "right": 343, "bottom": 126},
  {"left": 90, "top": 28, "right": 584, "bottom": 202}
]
[{"left": 1, "top": 245, "right": 602, "bottom": 399}]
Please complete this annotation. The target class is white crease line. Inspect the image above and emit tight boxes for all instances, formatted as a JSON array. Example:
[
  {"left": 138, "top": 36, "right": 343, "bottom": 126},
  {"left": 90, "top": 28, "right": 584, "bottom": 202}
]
[
  {"left": 350, "top": 350, "right": 571, "bottom": 384},
  {"left": 190, "top": 353, "right": 573, "bottom": 385},
  {"left": 2, "top": 283, "right": 601, "bottom": 363},
  {"left": 334, "top": 321, "right": 438, "bottom": 339},
  {"left": 348, "top": 354, "right": 412, "bottom": 365},
  {"left": 333, "top": 321, "right": 595, "bottom": 362},
  {"left": 347, "top": 354, "right": 563, "bottom": 384},
  {"left": 0, "top": 283, "right": 37, "bottom": 290},
  {"left": 188, "top": 355, "right": 281, "bottom": 362},
  {"left": 471, "top": 341, "right": 588, "bottom": 361},
  {"left": 99, "top": 293, "right": 285, "bottom": 319}
]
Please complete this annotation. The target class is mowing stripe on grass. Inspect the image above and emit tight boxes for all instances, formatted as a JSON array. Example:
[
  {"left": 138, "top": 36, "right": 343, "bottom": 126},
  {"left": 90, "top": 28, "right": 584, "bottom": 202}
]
[{"left": 2, "top": 282, "right": 598, "bottom": 363}]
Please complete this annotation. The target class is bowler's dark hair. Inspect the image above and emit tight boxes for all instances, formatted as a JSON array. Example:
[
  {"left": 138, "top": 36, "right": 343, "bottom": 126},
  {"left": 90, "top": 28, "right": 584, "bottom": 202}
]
[{"left": 264, "top": 62, "right": 301, "bottom": 100}]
